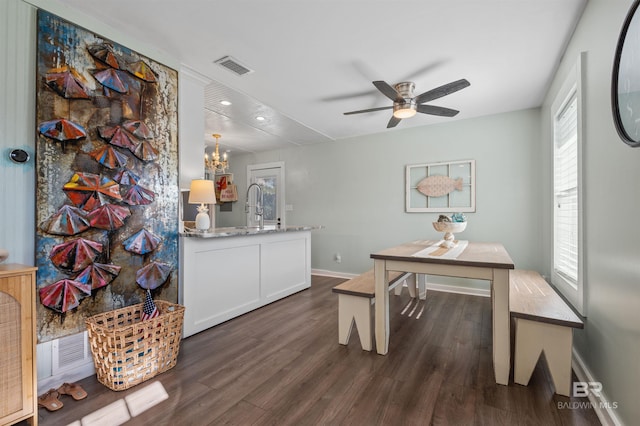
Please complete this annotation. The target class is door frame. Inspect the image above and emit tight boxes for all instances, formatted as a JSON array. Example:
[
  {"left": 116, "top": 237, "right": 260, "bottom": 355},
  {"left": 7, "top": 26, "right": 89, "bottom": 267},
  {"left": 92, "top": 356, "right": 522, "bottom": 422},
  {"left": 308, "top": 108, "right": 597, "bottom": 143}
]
[{"left": 247, "top": 161, "right": 286, "bottom": 227}]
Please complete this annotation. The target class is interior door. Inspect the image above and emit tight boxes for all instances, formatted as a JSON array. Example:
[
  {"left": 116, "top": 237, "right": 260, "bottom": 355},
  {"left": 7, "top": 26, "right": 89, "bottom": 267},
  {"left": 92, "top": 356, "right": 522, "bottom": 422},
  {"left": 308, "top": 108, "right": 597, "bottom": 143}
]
[{"left": 247, "top": 162, "right": 285, "bottom": 227}]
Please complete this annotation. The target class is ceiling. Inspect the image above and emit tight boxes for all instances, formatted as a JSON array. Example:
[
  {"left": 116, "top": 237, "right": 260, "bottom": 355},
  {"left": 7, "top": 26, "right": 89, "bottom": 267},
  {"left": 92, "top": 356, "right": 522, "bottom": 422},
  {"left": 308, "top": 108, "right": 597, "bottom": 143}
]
[{"left": 54, "top": 0, "right": 587, "bottom": 155}]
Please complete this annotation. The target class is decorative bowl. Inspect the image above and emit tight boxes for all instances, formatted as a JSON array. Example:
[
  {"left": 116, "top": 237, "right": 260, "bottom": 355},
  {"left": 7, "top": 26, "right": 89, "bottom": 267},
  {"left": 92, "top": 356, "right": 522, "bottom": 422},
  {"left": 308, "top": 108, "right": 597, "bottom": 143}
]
[
  {"left": 432, "top": 221, "right": 467, "bottom": 233},
  {"left": 432, "top": 221, "right": 467, "bottom": 248}
]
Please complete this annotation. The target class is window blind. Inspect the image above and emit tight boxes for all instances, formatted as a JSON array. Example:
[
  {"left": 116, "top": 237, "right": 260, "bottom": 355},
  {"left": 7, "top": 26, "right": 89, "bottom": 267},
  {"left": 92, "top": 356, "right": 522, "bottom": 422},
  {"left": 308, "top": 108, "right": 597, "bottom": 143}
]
[{"left": 554, "top": 93, "right": 578, "bottom": 284}]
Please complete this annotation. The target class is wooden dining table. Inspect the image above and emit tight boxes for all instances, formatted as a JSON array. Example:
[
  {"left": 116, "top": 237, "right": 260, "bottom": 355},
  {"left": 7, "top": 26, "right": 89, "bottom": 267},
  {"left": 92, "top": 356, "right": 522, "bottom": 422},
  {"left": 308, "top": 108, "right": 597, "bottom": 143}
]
[{"left": 371, "top": 240, "right": 515, "bottom": 385}]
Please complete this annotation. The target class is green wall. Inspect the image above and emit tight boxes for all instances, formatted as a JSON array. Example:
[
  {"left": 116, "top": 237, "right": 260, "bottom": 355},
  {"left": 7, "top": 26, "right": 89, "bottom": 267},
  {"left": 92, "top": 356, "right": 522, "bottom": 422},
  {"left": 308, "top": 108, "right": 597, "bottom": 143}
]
[{"left": 218, "top": 108, "right": 543, "bottom": 288}]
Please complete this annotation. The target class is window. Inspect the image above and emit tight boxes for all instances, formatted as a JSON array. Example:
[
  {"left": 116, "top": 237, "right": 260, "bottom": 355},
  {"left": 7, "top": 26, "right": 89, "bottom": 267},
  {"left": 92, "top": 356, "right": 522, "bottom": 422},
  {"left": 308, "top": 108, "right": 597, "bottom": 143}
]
[
  {"left": 551, "top": 53, "right": 585, "bottom": 316},
  {"left": 554, "top": 94, "right": 578, "bottom": 282}
]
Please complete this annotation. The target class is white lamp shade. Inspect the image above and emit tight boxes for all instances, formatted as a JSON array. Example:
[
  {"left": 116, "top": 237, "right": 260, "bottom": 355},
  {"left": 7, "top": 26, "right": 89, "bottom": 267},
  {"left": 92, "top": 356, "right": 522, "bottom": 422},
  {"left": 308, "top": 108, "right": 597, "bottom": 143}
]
[{"left": 188, "top": 179, "right": 216, "bottom": 205}]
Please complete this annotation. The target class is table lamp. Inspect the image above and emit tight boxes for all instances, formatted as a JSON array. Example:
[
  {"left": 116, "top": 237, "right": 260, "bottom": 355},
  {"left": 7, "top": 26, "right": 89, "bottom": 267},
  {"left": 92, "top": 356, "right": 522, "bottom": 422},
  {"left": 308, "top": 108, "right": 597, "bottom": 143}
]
[{"left": 188, "top": 179, "right": 216, "bottom": 231}]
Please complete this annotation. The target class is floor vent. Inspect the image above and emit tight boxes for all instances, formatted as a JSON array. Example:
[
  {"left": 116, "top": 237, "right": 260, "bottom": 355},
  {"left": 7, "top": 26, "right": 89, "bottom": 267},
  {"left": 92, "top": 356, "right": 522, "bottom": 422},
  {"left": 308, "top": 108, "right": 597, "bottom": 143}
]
[
  {"left": 214, "top": 55, "right": 254, "bottom": 76},
  {"left": 52, "top": 331, "right": 91, "bottom": 374}
]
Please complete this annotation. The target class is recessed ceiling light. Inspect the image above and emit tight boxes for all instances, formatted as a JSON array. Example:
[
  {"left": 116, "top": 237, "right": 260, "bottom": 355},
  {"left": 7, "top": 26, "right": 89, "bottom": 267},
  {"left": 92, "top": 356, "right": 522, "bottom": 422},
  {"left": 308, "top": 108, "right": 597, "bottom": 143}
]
[
  {"left": 255, "top": 116, "right": 265, "bottom": 121},
  {"left": 220, "top": 100, "right": 231, "bottom": 106}
]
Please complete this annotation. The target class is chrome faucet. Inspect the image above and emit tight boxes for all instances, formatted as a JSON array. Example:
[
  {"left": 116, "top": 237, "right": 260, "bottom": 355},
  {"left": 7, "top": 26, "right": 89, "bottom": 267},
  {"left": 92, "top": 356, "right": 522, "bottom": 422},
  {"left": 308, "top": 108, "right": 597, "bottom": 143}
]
[{"left": 245, "top": 183, "right": 264, "bottom": 229}]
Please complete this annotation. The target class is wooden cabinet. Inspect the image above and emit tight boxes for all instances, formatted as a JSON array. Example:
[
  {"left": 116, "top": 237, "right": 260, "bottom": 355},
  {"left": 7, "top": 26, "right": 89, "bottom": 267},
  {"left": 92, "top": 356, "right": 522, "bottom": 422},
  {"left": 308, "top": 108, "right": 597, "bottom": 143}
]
[{"left": 0, "top": 264, "right": 38, "bottom": 426}]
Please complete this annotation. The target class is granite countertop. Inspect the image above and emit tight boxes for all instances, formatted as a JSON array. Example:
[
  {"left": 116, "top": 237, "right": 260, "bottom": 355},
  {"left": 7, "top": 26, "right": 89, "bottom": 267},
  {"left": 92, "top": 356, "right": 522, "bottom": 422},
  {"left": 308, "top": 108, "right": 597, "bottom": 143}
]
[{"left": 180, "top": 224, "right": 322, "bottom": 238}]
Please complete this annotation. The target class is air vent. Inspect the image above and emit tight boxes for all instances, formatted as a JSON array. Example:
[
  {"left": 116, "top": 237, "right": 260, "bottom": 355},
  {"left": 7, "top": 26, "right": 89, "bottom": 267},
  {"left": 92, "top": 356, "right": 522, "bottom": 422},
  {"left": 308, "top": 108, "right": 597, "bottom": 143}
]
[
  {"left": 214, "top": 56, "right": 254, "bottom": 76},
  {"left": 52, "top": 331, "right": 91, "bottom": 374}
]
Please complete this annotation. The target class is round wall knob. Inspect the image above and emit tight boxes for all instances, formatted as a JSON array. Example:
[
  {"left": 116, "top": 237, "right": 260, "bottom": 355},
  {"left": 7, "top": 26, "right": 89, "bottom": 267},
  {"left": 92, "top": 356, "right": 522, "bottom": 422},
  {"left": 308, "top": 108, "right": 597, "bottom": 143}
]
[{"left": 9, "top": 149, "right": 30, "bottom": 163}]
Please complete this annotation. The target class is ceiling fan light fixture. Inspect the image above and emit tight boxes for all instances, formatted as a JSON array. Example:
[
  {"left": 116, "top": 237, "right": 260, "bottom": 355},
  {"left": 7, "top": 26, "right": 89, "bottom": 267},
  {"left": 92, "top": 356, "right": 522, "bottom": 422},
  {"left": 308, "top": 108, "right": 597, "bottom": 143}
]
[
  {"left": 393, "top": 98, "right": 417, "bottom": 119},
  {"left": 393, "top": 107, "right": 417, "bottom": 119},
  {"left": 343, "top": 78, "right": 469, "bottom": 127}
]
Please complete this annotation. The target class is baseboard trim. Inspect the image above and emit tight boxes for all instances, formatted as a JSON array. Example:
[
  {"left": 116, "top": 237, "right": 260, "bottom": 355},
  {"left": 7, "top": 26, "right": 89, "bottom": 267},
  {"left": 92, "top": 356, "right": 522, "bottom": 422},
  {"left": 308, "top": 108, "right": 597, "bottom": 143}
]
[
  {"left": 572, "top": 348, "right": 622, "bottom": 426},
  {"left": 311, "top": 269, "right": 358, "bottom": 279},
  {"left": 38, "top": 361, "right": 95, "bottom": 394}
]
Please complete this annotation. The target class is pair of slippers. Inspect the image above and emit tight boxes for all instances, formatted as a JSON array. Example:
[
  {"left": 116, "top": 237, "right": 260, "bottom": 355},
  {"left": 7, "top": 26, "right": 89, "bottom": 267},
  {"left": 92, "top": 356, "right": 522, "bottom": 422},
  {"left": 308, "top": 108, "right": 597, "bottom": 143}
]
[{"left": 38, "top": 382, "right": 87, "bottom": 412}]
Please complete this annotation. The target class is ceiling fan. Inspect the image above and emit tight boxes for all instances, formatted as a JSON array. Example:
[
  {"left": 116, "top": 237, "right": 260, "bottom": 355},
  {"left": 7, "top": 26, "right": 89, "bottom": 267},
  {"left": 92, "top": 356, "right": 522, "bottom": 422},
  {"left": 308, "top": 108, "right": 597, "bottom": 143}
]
[{"left": 343, "top": 78, "right": 470, "bottom": 128}]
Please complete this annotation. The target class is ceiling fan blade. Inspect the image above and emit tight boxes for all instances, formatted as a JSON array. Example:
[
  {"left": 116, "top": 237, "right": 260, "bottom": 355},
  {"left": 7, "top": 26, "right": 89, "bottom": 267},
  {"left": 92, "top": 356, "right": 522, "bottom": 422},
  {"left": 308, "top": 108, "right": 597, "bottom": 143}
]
[
  {"left": 387, "top": 116, "right": 402, "bottom": 128},
  {"left": 415, "top": 79, "right": 470, "bottom": 104},
  {"left": 344, "top": 106, "right": 393, "bottom": 115},
  {"left": 373, "top": 81, "right": 399, "bottom": 101},
  {"left": 417, "top": 104, "right": 460, "bottom": 117}
]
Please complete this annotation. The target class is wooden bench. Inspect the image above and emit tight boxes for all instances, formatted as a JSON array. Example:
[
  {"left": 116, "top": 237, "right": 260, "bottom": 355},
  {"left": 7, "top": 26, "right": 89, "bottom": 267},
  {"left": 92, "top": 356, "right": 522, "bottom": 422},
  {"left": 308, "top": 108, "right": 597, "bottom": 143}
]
[
  {"left": 510, "top": 269, "right": 584, "bottom": 396},
  {"left": 332, "top": 270, "right": 414, "bottom": 351}
]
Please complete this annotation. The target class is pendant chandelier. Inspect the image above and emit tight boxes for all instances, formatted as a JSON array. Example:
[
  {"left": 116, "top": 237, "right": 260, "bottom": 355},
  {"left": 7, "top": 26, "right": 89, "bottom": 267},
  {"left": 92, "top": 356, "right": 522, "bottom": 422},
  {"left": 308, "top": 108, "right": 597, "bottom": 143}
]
[{"left": 204, "top": 133, "right": 228, "bottom": 174}]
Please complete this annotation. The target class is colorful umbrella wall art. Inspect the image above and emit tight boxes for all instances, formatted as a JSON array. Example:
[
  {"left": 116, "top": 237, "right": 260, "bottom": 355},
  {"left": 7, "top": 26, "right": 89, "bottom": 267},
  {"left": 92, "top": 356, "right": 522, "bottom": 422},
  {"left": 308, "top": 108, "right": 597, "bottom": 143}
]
[
  {"left": 39, "top": 118, "right": 87, "bottom": 142},
  {"left": 114, "top": 170, "right": 140, "bottom": 185},
  {"left": 122, "top": 184, "right": 155, "bottom": 206},
  {"left": 93, "top": 68, "right": 129, "bottom": 94},
  {"left": 123, "top": 228, "right": 161, "bottom": 256},
  {"left": 49, "top": 237, "right": 103, "bottom": 273},
  {"left": 99, "top": 124, "right": 140, "bottom": 151},
  {"left": 122, "top": 120, "right": 153, "bottom": 139},
  {"left": 87, "top": 43, "right": 120, "bottom": 69},
  {"left": 87, "top": 204, "right": 131, "bottom": 231},
  {"left": 132, "top": 140, "right": 159, "bottom": 161},
  {"left": 63, "top": 172, "right": 122, "bottom": 211},
  {"left": 136, "top": 261, "right": 172, "bottom": 290},
  {"left": 45, "top": 205, "right": 91, "bottom": 236},
  {"left": 126, "top": 61, "right": 157, "bottom": 83},
  {"left": 39, "top": 279, "right": 92, "bottom": 313},
  {"left": 74, "top": 263, "right": 121, "bottom": 290},
  {"left": 99, "top": 122, "right": 159, "bottom": 161},
  {"left": 89, "top": 145, "right": 129, "bottom": 169},
  {"left": 35, "top": 10, "right": 178, "bottom": 342},
  {"left": 45, "top": 66, "right": 91, "bottom": 99}
]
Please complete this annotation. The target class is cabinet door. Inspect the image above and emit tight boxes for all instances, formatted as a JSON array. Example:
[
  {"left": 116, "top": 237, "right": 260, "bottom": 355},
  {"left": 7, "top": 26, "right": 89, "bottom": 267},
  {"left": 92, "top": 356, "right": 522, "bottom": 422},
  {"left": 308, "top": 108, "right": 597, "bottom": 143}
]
[
  {"left": 0, "top": 270, "right": 36, "bottom": 424},
  {"left": 260, "top": 236, "right": 308, "bottom": 302}
]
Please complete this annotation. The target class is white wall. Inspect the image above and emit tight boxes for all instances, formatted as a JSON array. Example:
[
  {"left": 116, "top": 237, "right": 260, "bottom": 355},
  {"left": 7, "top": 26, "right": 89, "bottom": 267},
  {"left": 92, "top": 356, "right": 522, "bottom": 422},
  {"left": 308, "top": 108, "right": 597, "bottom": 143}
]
[
  {"left": 540, "top": 0, "right": 639, "bottom": 423},
  {"left": 218, "top": 108, "right": 544, "bottom": 291},
  {"left": 178, "top": 67, "right": 210, "bottom": 189}
]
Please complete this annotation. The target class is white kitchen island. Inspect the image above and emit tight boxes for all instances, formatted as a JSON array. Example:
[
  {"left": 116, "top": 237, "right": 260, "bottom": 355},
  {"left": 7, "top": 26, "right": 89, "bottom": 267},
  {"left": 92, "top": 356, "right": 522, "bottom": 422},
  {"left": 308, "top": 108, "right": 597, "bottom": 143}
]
[{"left": 179, "top": 225, "right": 319, "bottom": 337}]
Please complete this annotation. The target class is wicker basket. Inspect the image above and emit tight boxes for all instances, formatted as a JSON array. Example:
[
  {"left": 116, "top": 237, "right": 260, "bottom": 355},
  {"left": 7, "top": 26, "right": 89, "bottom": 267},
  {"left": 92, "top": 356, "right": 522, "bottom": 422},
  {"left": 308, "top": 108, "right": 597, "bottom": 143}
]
[{"left": 85, "top": 300, "right": 185, "bottom": 391}]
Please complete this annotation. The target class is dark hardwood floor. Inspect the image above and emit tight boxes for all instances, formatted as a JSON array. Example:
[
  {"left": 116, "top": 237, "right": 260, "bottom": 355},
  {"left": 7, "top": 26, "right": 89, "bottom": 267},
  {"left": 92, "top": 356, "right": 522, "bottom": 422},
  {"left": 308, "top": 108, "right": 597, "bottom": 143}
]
[{"left": 35, "top": 275, "right": 601, "bottom": 425}]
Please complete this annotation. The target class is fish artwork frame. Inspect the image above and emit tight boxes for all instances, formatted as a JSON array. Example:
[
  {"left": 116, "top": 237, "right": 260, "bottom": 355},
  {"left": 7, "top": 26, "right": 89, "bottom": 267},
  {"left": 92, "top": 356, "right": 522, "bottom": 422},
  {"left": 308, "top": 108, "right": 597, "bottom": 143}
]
[{"left": 405, "top": 160, "right": 476, "bottom": 213}]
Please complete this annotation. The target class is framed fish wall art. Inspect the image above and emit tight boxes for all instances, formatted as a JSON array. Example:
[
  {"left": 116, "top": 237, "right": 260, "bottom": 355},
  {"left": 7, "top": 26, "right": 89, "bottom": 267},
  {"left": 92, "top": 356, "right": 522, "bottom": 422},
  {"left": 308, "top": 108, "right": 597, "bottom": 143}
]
[
  {"left": 405, "top": 160, "right": 476, "bottom": 213},
  {"left": 35, "top": 10, "right": 179, "bottom": 343}
]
